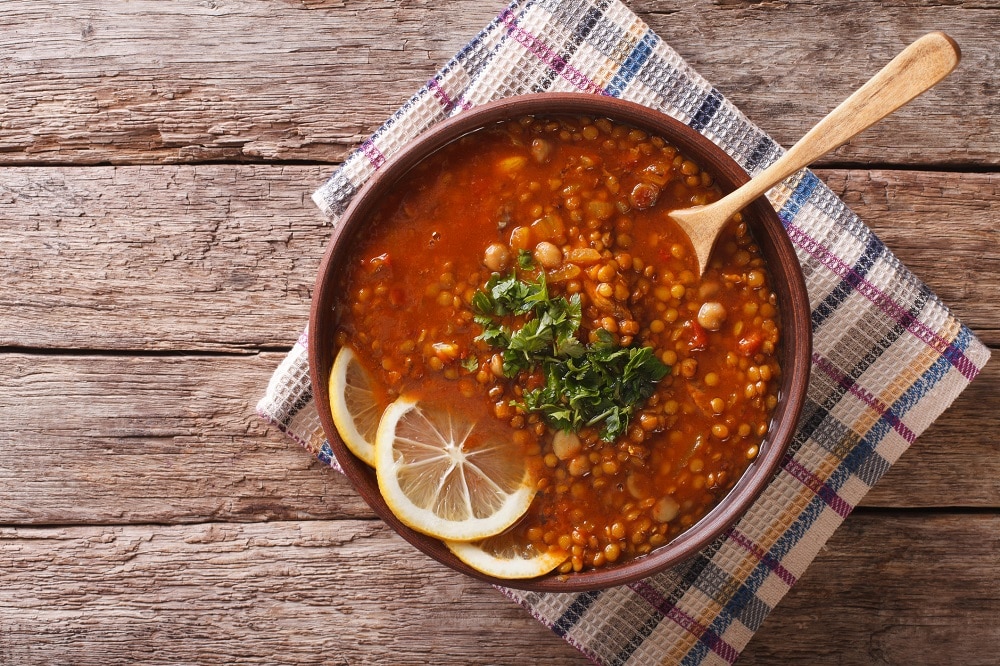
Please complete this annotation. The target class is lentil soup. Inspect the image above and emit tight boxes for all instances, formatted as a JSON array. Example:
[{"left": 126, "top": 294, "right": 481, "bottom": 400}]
[{"left": 330, "top": 113, "right": 783, "bottom": 575}]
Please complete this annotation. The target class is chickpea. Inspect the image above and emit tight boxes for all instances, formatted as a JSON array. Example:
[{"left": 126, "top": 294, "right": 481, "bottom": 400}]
[
  {"left": 654, "top": 496, "right": 680, "bottom": 522},
  {"left": 697, "top": 301, "right": 727, "bottom": 331},
  {"left": 620, "top": 320, "right": 640, "bottom": 336},
  {"left": 679, "top": 358, "right": 698, "bottom": 378},
  {"left": 568, "top": 455, "right": 590, "bottom": 477},
  {"left": 533, "top": 241, "right": 562, "bottom": 268},
  {"left": 489, "top": 353, "right": 504, "bottom": 378},
  {"left": 639, "top": 413, "right": 659, "bottom": 431},
  {"left": 483, "top": 243, "right": 511, "bottom": 272},
  {"left": 552, "top": 431, "right": 582, "bottom": 460}
]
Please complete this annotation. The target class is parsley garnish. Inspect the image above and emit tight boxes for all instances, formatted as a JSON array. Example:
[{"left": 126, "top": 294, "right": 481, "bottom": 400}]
[
  {"left": 516, "top": 248, "right": 535, "bottom": 270},
  {"left": 472, "top": 271, "right": 581, "bottom": 376},
  {"left": 472, "top": 272, "right": 669, "bottom": 441}
]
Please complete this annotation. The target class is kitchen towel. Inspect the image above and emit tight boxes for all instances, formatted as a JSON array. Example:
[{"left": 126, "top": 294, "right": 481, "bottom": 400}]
[{"left": 258, "top": 1, "right": 990, "bottom": 663}]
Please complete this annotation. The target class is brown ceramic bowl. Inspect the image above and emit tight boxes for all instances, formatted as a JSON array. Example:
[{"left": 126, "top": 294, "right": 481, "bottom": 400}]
[{"left": 309, "top": 93, "right": 811, "bottom": 592}]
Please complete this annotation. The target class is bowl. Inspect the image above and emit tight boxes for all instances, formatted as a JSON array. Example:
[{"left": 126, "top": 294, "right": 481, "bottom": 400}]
[{"left": 309, "top": 93, "right": 811, "bottom": 592}]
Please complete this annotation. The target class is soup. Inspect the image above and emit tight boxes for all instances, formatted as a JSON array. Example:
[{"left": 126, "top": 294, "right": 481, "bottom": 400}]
[{"left": 330, "top": 114, "right": 781, "bottom": 575}]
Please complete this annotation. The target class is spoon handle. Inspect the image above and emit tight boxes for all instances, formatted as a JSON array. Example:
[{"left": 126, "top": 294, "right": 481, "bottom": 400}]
[{"left": 720, "top": 31, "right": 961, "bottom": 219}]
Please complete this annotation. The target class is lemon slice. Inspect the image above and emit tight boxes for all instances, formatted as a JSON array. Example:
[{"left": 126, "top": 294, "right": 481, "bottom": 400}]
[
  {"left": 446, "top": 531, "right": 567, "bottom": 580},
  {"left": 329, "top": 346, "right": 382, "bottom": 467},
  {"left": 375, "top": 396, "right": 535, "bottom": 542}
]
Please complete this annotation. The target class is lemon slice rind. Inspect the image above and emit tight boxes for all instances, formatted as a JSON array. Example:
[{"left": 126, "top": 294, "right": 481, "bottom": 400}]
[
  {"left": 329, "top": 346, "right": 381, "bottom": 467},
  {"left": 445, "top": 539, "right": 567, "bottom": 580}
]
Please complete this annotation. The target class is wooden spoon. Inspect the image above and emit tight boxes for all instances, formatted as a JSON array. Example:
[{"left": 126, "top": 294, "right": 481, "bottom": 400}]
[{"left": 670, "top": 31, "right": 961, "bottom": 275}]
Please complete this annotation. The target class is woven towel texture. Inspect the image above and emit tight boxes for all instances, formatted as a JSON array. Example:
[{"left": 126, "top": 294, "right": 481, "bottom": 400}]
[{"left": 257, "top": 2, "right": 990, "bottom": 664}]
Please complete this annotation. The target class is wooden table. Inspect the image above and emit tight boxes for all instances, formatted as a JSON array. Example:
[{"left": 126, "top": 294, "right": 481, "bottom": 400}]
[{"left": 2, "top": 2, "right": 997, "bottom": 663}]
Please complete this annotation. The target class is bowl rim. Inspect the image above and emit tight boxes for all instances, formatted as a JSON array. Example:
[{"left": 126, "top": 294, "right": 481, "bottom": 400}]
[{"left": 308, "top": 92, "right": 812, "bottom": 592}]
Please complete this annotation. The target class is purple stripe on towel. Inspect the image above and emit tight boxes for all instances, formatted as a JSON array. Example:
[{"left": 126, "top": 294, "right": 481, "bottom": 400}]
[
  {"left": 629, "top": 580, "right": 740, "bottom": 664},
  {"left": 500, "top": 8, "right": 609, "bottom": 95},
  {"left": 782, "top": 457, "right": 853, "bottom": 517},
  {"left": 361, "top": 139, "right": 387, "bottom": 169},
  {"left": 813, "top": 352, "right": 918, "bottom": 444},
  {"left": 428, "top": 78, "right": 455, "bottom": 111},
  {"left": 726, "top": 528, "right": 798, "bottom": 587}
]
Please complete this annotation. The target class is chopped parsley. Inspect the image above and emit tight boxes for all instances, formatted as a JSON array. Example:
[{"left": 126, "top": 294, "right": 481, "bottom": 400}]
[
  {"left": 471, "top": 272, "right": 582, "bottom": 376},
  {"left": 471, "top": 271, "right": 669, "bottom": 442}
]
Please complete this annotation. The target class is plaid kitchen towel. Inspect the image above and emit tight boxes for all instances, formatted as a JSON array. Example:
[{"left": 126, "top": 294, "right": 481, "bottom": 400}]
[{"left": 257, "top": 1, "right": 990, "bottom": 663}]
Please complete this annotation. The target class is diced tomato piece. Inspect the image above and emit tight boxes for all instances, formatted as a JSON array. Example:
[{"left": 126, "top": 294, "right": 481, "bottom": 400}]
[
  {"left": 738, "top": 331, "right": 763, "bottom": 357},
  {"left": 687, "top": 319, "right": 707, "bottom": 351}
]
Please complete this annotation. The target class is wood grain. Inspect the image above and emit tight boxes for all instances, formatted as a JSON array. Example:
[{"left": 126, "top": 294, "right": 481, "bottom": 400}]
[
  {"left": 0, "top": 165, "right": 328, "bottom": 351},
  {"left": 0, "top": 352, "right": 371, "bottom": 525},
  {"left": 0, "top": 520, "right": 584, "bottom": 665},
  {"left": 2, "top": 166, "right": 996, "bottom": 352},
  {"left": 0, "top": 351, "right": 995, "bottom": 529},
  {"left": 0, "top": 513, "right": 995, "bottom": 665},
  {"left": 0, "top": 1, "right": 996, "bottom": 166}
]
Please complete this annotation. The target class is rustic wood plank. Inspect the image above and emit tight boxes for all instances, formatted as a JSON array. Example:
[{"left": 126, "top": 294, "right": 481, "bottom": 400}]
[
  {"left": 742, "top": 511, "right": 1000, "bottom": 665},
  {"left": 0, "top": 350, "right": 995, "bottom": 528},
  {"left": 0, "top": 352, "right": 372, "bottom": 525},
  {"left": 0, "top": 513, "right": 996, "bottom": 665},
  {"left": 0, "top": 165, "right": 327, "bottom": 351},
  {"left": 2, "top": 166, "right": 996, "bottom": 352},
  {"left": 0, "top": 520, "right": 584, "bottom": 665},
  {"left": 0, "top": 1, "right": 996, "bottom": 166},
  {"left": 644, "top": 1, "right": 1000, "bottom": 169}
]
